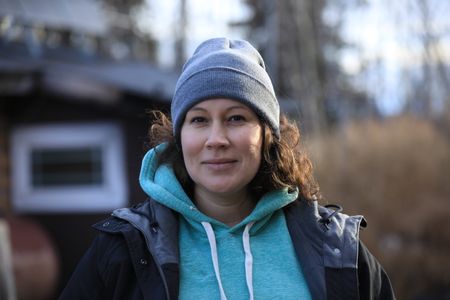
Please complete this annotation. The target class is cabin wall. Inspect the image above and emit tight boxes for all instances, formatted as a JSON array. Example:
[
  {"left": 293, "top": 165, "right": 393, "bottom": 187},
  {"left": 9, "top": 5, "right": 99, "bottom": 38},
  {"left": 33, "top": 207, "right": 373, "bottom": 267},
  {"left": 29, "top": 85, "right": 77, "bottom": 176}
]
[{"left": 4, "top": 94, "right": 167, "bottom": 297}]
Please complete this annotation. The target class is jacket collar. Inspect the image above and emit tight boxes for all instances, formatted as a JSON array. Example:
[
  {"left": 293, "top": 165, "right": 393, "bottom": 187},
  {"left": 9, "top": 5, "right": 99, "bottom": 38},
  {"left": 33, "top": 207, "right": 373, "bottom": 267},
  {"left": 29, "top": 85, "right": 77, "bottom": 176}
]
[{"left": 110, "top": 199, "right": 179, "bottom": 267}]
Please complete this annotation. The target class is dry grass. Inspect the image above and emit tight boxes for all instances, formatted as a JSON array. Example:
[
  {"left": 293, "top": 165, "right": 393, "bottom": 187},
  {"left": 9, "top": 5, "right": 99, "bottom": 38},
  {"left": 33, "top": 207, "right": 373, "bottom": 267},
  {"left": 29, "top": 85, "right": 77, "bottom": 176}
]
[{"left": 307, "top": 115, "right": 450, "bottom": 299}]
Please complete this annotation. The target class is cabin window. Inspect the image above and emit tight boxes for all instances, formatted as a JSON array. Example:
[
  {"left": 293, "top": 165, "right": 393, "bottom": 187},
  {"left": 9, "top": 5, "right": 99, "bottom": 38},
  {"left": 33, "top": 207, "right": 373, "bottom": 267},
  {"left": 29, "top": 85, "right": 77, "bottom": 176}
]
[
  {"left": 31, "top": 147, "right": 103, "bottom": 187},
  {"left": 11, "top": 123, "right": 128, "bottom": 212}
]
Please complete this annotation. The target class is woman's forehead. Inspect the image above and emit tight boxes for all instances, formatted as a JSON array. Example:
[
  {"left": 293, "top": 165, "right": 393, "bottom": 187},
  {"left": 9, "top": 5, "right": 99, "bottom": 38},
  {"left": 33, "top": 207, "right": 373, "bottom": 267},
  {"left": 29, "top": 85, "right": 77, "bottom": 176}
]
[{"left": 188, "top": 98, "right": 253, "bottom": 112}]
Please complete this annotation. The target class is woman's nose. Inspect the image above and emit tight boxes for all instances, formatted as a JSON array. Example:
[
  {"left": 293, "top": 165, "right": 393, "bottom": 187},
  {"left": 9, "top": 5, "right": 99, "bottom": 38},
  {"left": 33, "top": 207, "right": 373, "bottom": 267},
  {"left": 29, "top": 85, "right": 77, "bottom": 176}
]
[{"left": 205, "top": 123, "right": 230, "bottom": 148}]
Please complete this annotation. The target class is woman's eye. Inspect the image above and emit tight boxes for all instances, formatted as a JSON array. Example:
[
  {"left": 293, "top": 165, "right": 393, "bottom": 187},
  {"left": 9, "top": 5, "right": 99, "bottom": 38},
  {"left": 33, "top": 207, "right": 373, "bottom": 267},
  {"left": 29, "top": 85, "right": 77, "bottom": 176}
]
[
  {"left": 190, "top": 116, "right": 207, "bottom": 124},
  {"left": 229, "top": 115, "right": 246, "bottom": 122}
]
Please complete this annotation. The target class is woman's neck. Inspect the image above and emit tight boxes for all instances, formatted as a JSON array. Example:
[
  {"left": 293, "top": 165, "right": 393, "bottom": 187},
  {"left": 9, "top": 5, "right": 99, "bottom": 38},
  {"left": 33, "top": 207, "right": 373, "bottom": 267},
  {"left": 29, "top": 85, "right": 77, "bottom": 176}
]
[{"left": 194, "top": 187, "right": 256, "bottom": 227}]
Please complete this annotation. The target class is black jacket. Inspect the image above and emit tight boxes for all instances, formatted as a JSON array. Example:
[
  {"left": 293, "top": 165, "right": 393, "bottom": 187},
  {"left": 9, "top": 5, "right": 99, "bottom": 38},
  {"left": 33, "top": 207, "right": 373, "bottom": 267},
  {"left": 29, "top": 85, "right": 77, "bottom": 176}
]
[{"left": 60, "top": 198, "right": 395, "bottom": 300}]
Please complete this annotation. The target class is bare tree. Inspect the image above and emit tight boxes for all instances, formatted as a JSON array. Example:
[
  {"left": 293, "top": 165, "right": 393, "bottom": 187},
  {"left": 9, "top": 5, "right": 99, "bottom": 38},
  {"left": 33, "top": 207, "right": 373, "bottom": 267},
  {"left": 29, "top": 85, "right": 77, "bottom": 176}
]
[
  {"left": 384, "top": 0, "right": 450, "bottom": 120},
  {"left": 100, "top": 0, "right": 157, "bottom": 61},
  {"left": 235, "top": 0, "right": 374, "bottom": 135},
  {"left": 174, "top": 0, "right": 188, "bottom": 68},
  {"left": 416, "top": 0, "right": 450, "bottom": 118}
]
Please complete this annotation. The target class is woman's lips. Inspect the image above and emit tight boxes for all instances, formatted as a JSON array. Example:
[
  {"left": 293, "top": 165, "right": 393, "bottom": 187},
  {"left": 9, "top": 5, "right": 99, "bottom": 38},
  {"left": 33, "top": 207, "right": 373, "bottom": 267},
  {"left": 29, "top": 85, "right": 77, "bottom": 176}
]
[{"left": 202, "top": 159, "right": 238, "bottom": 171}]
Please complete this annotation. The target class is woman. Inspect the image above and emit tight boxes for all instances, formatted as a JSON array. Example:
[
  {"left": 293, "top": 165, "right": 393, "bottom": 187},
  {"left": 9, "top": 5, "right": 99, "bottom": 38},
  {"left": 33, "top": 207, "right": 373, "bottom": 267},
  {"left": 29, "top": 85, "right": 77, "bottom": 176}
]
[{"left": 60, "top": 38, "right": 395, "bottom": 299}]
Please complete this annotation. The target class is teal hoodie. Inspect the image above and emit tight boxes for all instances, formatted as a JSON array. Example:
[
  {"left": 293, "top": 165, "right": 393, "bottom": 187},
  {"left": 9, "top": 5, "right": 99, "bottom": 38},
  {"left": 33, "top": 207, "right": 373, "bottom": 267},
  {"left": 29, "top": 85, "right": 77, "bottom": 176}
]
[{"left": 139, "top": 146, "right": 312, "bottom": 300}]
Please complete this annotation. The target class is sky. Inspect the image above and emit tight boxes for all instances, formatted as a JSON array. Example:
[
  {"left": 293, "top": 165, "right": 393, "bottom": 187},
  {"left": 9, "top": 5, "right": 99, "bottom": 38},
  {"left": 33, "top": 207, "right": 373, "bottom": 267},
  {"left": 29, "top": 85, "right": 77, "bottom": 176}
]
[
  {"left": 138, "top": 0, "right": 250, "bottom": 67},
  {"left": 340, "top": 0, "right": 450, "bottom": 115},
  {"left": 138, "top": 0, "right": 450, "bottom": 116}
]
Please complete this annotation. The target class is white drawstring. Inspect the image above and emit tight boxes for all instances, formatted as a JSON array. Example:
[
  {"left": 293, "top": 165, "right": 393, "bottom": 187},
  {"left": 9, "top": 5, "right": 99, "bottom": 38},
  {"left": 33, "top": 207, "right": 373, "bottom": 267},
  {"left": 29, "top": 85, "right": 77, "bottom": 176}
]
[
  {"left": 201, "top": 221, "right": 256, "bottom": 300},
  {"left": 243, "top": 222, "right": 255, "bottom": 300},
  {"left": 201, "top": 222, "right": 228, "bottom": 300}
]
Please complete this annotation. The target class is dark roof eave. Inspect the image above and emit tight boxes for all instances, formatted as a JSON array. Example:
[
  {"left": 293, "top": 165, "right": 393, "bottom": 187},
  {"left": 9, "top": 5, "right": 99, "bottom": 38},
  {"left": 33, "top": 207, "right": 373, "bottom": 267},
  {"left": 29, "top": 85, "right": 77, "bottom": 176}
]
[{"left": 0, "top": 56, "right": 177, "bottom": 103}]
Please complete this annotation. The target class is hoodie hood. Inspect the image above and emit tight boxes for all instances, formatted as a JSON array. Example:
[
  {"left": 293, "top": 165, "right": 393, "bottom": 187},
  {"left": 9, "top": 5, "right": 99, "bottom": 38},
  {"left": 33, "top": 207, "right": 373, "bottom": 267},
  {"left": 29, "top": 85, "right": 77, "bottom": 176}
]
[
  {"left": 135, "top": 145, "right": 309, "bottom": 300},
  {"left": 139, "top": 144, "right": 209, "bottom": 224},
  {"left": 138, "top": 145, "right": 299, "bottom": 233}
]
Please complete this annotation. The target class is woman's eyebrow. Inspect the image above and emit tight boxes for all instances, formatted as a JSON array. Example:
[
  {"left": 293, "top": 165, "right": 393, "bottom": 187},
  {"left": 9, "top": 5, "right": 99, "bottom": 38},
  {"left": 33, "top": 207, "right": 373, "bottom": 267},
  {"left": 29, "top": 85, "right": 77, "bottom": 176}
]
[
  {"left": 188, "top": 105, "right": 247, "bottom": 112},
  {"left": 188, "top": 107, "right": 207, "bottom": 112},
  {"left": 226, "top": 105, "right": 247, "bottom": 111}
]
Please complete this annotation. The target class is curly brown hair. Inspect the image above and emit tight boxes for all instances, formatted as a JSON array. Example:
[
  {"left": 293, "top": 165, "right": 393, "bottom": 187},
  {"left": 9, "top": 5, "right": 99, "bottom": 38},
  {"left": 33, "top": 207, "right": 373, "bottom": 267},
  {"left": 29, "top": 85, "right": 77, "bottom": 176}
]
[{"left": 147, "top": 110, "right": 321, "bottom": 202}]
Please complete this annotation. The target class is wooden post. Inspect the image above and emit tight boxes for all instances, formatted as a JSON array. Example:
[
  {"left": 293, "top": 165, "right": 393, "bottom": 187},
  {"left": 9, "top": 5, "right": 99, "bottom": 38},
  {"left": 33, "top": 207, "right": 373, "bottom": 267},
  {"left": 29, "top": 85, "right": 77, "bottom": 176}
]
[{"left": 0, "top": 219, "right": 16, "bottom": 300}]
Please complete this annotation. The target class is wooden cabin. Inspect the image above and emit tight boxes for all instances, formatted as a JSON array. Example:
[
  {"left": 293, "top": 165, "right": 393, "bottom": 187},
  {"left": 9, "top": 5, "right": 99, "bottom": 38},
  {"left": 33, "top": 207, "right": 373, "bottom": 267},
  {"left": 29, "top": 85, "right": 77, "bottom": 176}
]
[{"left": 0, "top": 1, "right": 177, "bottom": 298}]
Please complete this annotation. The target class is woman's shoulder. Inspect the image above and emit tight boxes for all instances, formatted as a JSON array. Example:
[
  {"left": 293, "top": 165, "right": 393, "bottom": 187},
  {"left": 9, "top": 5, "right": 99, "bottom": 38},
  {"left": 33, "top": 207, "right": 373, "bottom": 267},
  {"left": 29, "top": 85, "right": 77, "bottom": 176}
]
[
  {"left": 285, "top": 199, "right": 366, "bottom": 266},
  {"left": 92, "top": 199, "right": 155, "bottom": 237},
  {"left": 285, "top": 198, "right": 367, "bottom": 233},
  {"left": 317, "top": 203, "right": 367, "bottom": 232},
  {"left": 92, "top": 215, "right": 134, "bottom": 234},
  {"left": 89, "top": 217, "right": 135, "bottom": 261}
]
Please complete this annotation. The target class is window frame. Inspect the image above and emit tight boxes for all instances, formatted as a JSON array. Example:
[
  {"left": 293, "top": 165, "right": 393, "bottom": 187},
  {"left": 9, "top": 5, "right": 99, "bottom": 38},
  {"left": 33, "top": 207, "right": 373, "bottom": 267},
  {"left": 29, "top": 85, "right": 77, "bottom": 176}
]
[{"left": 11, "top": 123, "right": 128, "bottom": 213}]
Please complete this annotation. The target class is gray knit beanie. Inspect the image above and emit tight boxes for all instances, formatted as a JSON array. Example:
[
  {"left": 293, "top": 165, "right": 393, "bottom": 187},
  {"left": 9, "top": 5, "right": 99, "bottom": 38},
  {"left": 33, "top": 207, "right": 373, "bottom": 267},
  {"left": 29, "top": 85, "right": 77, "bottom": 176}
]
[{"left": 171, "top": 37, "right": 280, "bottom": 139}]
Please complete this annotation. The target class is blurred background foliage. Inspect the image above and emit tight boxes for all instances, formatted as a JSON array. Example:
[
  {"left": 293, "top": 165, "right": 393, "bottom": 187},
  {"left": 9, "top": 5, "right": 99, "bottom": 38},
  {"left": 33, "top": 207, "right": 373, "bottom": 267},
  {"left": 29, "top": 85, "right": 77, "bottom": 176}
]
[{"left": 308, "top": 116, "right": 450, "bottom": 299}]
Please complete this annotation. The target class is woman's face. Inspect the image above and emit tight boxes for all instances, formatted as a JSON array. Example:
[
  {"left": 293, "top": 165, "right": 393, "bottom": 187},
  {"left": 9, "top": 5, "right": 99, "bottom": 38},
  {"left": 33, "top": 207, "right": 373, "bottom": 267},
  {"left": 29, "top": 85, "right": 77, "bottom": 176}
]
[{"left": 180, "top": 98, "right": 263, "bottom": 197}]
